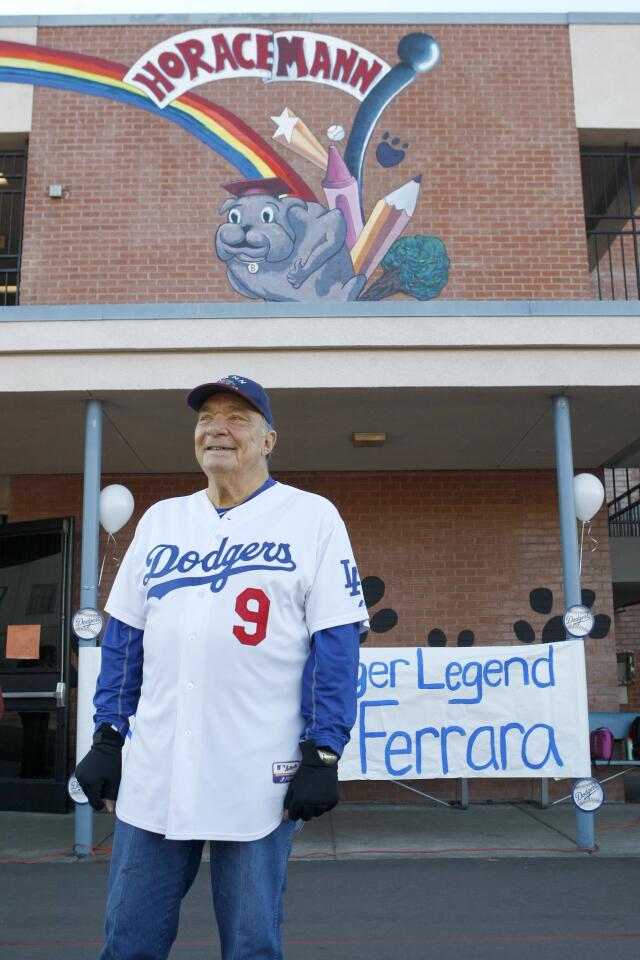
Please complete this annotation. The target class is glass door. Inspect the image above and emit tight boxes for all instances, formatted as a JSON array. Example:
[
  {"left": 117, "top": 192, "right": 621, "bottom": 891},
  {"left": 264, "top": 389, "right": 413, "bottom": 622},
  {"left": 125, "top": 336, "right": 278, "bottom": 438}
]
[{"left": 0, "top": 518, "right": 74, "bottom": 812}]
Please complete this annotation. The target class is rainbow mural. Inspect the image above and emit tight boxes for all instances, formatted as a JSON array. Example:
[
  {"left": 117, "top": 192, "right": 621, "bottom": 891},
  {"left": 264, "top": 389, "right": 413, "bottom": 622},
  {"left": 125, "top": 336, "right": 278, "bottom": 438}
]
[{"left": 0, "top": 41, "right": 316, "bottom": 202}]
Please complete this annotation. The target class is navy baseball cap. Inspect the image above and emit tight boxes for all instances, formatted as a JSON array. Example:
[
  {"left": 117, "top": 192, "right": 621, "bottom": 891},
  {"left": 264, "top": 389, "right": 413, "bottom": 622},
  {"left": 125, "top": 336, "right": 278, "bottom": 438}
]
[{"left": 186, "top": 375, "right": 275, "bottom": 427}]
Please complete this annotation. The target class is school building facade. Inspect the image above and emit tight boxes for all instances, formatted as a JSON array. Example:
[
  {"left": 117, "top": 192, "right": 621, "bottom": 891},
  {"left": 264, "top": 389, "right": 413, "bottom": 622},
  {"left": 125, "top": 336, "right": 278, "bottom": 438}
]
[{"left": 0, "top": 10, "right": 639, "bottom": 812}]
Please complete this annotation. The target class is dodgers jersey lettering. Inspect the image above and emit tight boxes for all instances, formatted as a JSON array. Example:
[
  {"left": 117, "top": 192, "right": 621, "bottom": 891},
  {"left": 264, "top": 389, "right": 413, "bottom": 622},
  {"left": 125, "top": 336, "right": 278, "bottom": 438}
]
[{"left": 105, "top": 481, "right": 367, "bottom": 841}]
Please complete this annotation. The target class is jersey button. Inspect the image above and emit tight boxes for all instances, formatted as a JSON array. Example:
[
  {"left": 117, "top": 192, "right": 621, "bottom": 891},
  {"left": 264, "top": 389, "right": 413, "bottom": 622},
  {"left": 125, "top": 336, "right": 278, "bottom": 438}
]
[
  {"left": 186, "top": 682, "right": 194, "bottom": 690},
  {"left": 185, "top": 729, "right": 192, "bottom": 737},
  {"left": 187, "top": 634, "right": 196, "bottom": 642}
]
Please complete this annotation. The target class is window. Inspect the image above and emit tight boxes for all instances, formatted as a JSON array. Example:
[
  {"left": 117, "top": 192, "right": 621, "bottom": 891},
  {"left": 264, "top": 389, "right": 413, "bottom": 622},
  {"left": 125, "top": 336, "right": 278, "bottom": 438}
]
[
  {"left": 606, "top": 467, "right": 640, "bottom": 537},
  {"left": 26, "top": 583, "right": 57, "bottom": 616},
  {"left": 581, "top": 145, "right": 640, "bottom": 301},
  {"left": 0, "top": 146, "right": 27, "bottom": 307}
]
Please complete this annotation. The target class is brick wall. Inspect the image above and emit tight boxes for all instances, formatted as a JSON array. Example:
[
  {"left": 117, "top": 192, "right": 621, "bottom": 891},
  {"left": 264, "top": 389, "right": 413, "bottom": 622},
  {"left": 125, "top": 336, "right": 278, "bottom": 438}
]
[
  {"left": 18, "top": 23, "right": 592, "bottom": 304},
  {"left": 9, "top": 467, "right": 618, "bottom": 800}
]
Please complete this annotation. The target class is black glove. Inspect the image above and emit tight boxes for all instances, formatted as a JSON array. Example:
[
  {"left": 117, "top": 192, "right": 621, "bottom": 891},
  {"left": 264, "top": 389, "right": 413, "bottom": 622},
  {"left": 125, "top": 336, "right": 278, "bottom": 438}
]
[
  {"left": 284, "top": 740, "right": 339, "bottom": 822},
  {"left": 74, "top": 724, "right": 124, "bottom": 811}
]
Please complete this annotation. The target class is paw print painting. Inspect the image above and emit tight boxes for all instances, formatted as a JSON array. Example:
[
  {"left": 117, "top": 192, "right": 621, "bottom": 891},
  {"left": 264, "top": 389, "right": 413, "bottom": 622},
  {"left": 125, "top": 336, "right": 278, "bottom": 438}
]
[
  {"left": 375, "top": 131, "right": 409, "bottom": 168},
  {"left": 513, "top": 587, "right": 611, "bottom": 643},
  {"left": 361, "top": 576, "right": 399, "bottom": 643},
  {"left": 427, "top": 628, "right": 476, "bottom": 647}
]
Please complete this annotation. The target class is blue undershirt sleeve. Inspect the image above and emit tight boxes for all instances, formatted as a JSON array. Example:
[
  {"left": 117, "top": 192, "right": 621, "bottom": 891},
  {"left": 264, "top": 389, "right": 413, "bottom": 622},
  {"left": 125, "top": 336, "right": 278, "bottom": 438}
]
[
  {"left": 300, "top": 621, "right": 360, "bottom": 756},
  {"left": 92, "top": 616, "right": 144, "bottom": 738}
]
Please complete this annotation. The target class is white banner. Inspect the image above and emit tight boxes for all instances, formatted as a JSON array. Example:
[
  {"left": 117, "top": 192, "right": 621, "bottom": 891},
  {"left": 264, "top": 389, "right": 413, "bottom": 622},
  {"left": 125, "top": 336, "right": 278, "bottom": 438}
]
[
  {"left": 340, "top": 642, "right": 591, "bottom": 781},
  {"left": 124, "top": 29, "right": 390, "bottom": 107}
]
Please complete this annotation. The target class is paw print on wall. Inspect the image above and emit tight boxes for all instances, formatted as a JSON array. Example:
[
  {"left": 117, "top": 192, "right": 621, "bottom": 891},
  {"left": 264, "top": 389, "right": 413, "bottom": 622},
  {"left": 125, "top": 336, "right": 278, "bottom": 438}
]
[
  {"left": 375, "top": 131, "right": 409, "bottom": 168},
  {"left": 513, "top": 587, "right": 611, "bottom": 643},
  {"left": 427, "top": 628, "right": 476, "bottom": 647},
  {"left": 361, "top": 576, "right": 399, "bottom": 644}
]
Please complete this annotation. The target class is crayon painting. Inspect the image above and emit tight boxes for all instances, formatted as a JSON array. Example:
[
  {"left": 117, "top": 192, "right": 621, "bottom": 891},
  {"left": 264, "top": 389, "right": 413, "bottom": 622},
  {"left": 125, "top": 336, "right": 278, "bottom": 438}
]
[{"left": 0, "top": 28, "right": 451, "bottom": 303}]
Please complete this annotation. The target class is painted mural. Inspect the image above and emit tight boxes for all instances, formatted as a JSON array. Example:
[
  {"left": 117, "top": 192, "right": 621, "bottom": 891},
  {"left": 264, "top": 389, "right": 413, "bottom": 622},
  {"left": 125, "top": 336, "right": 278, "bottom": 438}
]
[{"left": 0, "top": 28, "right": 450, "bottom": 303}]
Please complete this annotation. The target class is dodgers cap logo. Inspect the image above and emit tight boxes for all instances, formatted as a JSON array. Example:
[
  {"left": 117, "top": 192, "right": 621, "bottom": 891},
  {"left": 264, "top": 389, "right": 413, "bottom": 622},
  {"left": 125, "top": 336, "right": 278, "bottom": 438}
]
[{"left": 186, "top": 374, "right": 275, "bottom": 427}]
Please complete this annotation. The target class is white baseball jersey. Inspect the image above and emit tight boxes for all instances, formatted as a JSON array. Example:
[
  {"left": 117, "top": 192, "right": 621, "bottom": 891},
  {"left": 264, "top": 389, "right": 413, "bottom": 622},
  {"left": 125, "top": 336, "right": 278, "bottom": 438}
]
[{"left": 105, "top": 481, "right": 367, "bottom": 841}]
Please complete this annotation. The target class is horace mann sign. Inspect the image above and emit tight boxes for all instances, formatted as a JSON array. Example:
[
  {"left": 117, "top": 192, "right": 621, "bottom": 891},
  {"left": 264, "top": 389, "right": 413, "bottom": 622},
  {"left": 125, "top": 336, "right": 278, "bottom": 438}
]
[{"left": 124, "top": 29, "right": 391, "bottom": 106}]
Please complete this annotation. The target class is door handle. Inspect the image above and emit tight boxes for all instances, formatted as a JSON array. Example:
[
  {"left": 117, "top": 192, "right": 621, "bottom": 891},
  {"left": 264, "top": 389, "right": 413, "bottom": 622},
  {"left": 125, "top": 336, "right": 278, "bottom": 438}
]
[{"left": 2, "top": 682, "right": 66, "bottom": 706}]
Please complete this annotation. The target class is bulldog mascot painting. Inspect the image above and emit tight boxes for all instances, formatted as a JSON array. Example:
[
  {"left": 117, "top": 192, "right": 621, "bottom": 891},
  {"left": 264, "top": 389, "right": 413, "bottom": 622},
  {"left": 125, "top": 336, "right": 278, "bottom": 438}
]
[{"left": 216, "top": 177, "right": 367, "bottom": 302}]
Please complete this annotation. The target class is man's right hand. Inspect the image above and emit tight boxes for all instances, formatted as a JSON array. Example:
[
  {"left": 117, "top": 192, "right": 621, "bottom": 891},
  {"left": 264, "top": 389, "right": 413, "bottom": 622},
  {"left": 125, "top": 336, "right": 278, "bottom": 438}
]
[{"left": 74, "top": 724, "right": 124, "bottom": 811}]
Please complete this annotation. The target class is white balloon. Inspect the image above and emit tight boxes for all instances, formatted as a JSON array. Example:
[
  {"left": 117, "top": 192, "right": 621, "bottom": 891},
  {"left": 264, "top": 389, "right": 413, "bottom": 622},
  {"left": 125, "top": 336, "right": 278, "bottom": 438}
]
[
  {"left": 100, "top": 484, "right": 135, "bottom": 534},
  {"left": 573, "top": 473, "right": 605, "bottom": 522}
]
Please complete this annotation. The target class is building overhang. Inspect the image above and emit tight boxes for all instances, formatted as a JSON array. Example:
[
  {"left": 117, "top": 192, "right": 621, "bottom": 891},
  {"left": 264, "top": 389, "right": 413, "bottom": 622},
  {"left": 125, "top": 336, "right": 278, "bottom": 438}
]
[{"left": 1, "top": 300, "right": 639, "bottom": 473}]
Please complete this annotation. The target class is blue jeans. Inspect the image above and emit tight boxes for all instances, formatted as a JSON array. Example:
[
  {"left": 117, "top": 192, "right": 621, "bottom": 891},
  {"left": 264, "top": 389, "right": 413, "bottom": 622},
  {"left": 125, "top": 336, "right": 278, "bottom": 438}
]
[{"left": 99, "top": 816, "right": 296, "bottom": 960}]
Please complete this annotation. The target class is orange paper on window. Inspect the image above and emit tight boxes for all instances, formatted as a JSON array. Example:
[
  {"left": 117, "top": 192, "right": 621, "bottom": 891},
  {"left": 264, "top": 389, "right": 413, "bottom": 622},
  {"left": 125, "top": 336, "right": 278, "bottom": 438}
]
[{"left": 6, "top": 624, "right": 41, "bottom": 660}]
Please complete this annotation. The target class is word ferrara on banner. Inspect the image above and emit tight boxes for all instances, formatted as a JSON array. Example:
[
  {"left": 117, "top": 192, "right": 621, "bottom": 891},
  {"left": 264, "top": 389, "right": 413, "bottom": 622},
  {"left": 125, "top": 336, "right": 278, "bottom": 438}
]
[
  {"left": 339, "top": 642, "right": 592, "bottom": 782},
  {"left": 124, "top": 29, "right": 391, "bottom": 107}
]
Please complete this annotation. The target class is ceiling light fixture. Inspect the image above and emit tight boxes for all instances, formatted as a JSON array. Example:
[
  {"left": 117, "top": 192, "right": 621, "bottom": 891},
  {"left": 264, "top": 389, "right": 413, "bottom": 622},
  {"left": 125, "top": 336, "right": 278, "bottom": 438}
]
[{"left": 353, "top": 432, "right": 386, "bottom": 447}]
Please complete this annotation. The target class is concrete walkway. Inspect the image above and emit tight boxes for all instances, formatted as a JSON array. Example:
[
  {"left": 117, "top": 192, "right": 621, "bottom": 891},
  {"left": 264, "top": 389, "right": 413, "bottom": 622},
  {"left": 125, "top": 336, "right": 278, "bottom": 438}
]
[{"left": 2, "top": 801, "right": 640, "bottom": 863}]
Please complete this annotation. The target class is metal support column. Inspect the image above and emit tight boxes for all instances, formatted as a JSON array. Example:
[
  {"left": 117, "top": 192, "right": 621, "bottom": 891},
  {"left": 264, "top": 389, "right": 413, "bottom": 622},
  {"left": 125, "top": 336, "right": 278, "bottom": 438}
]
[
  {"left": 552, "top": 395, "right": 596, "bottom": 851},
  {"left": 74, "top": 400, "right": 103, "bottom": 857}
]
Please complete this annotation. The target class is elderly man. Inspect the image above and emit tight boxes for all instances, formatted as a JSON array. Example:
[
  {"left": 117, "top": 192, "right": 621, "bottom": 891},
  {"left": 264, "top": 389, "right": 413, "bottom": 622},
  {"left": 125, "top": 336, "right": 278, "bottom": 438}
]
[{"left": 74, "top": 374, "right": 366, "bottom": 960}]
